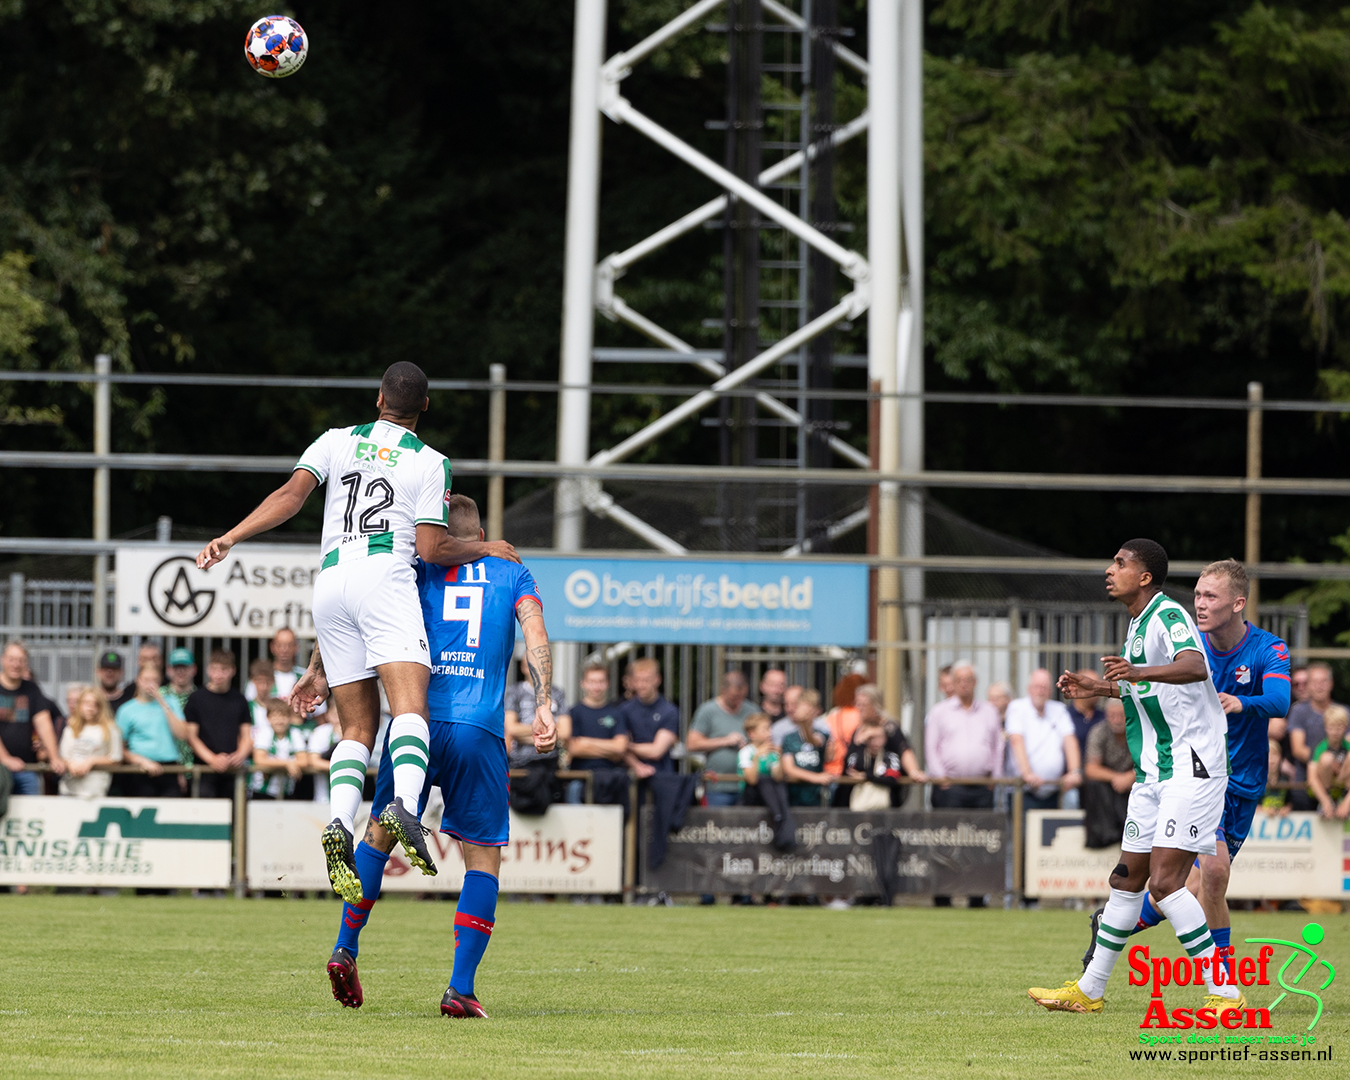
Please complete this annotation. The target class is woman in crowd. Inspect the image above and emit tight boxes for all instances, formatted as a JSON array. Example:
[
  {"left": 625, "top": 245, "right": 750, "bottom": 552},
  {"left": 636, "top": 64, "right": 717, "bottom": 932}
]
[
  {"left": 833, "top": 684, "right": 926, "bottom": 808},
  {"left": 822, "top": 672, "right": 865, "bottom": 778},
  {"left": 58, "top": 686, "right": 123, "bottom": 798}
]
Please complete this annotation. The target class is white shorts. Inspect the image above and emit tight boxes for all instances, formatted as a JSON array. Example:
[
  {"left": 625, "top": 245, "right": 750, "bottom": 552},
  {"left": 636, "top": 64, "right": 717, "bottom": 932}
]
[
  {"left": 312, "top": 554, "right": 430, "bottom": 688},
  {"left": 1121, "top": 776, "right": 1227, "bottom": 856}
]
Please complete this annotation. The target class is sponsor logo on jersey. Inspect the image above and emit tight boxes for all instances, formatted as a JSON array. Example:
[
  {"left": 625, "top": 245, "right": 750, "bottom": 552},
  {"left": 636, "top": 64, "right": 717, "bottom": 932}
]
[
  {"left": 1133, "top": 635, "right": 1146, "bottom": 658},
  {"left": 354, "top": 441, "right": 401, "bottom": 466},
  {"left": 1169, "top": 623, "right": 1191, "bottom": 643},
  {"left": 1235, "top": 664, "right": 1252, "bottom": 685},
  {"left": 1125, "top": 820, "right": 1141, "bottom": 840}
]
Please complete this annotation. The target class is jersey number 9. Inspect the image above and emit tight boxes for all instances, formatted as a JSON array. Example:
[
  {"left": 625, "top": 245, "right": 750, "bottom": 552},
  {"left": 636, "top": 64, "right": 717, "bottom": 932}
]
[{"left": 443, "top": 586, "right": 483, "bottom": 647}]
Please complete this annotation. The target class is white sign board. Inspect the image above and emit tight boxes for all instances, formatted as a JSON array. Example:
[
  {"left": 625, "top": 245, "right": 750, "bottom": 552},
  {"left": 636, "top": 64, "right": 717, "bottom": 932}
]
[
  {"left": 116, "top": 543, "right": 320, "bottom": 638},
  {"left": 247, "top": 799, "right": 624, "bottom": 894},
  {"left": 0, "top": 796, "right": 232, "bottom": 888},
  {"left": 1025, "top": 810, "right": 1346, "bottom": 899}
]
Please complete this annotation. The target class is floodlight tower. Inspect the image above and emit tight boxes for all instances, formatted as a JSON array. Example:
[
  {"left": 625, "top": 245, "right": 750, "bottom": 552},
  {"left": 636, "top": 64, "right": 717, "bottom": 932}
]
[{"left": 553, "top": 0, "right": 924, "bottom": 713}]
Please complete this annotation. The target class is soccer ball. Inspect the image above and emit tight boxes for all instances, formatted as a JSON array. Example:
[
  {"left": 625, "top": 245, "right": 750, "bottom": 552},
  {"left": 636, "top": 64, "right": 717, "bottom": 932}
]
[{"left": 244, "top": 16, "right": 308, "bottom": 79}]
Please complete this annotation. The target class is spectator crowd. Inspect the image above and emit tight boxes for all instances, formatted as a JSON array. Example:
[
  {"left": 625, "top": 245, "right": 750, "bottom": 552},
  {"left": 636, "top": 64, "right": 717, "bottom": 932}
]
[{"left": 2, "top": 633, "right": 1344, "bottom": 844}]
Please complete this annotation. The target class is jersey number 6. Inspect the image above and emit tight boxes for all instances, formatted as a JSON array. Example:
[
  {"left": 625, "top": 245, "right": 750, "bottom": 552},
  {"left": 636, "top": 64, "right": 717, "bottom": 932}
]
[{"left": 443, "top": 586, "right": 483, "bottom": 647}]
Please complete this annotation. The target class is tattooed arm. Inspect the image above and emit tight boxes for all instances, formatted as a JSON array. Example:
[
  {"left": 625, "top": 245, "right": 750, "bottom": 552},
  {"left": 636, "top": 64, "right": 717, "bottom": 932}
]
[{"left": 515, "top": 597, "right": 556, "bottom": 753}]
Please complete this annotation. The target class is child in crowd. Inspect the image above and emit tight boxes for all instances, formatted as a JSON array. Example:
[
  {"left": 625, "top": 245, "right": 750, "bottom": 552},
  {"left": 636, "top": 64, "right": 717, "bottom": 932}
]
[
  {"left": 780, "top": 689, "right": 832, "bottom": 806},
  {"left": 58, "top": 686, "right": 123, "bottom": 798},
  {"left": 1308, "top": 703, "right": 1350, "bottom": 820},
  {"left": 737, "top": 712, "right": 781, "bottom": 799},
  {"left": 247, "top": 658, "right": 275, "bottom": 743},
  {"left": 250, "top": 698, "right": 307, "bottom": 800}
]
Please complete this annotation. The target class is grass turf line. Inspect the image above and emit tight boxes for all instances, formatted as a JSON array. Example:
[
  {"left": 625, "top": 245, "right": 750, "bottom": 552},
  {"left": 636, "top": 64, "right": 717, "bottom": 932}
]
[{"left": 0, "top": 896, "right": 1342, "bottom": 1078}]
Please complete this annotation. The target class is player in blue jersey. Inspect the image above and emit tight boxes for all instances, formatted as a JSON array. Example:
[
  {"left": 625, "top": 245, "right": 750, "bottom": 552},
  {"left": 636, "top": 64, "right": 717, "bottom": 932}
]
[
  {"left": 1081, "top": 559, "right": 1290, "bottom": 979},
  {"left": 300, "top": 496, "right": 556, "bottom": 1016}
]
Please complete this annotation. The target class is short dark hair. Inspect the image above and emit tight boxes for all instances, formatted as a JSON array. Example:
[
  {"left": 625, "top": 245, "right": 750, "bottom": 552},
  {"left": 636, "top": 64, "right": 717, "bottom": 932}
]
[
  {"left": 380, "top": 362, "right": 428, "bottom": 417},
  {"left": 208, "top": 648, "right": 237, "bottom": 670},
  {"left": 445, "top": 493, "right": 481, "bottom": 540},
  {"left": 1122, "top": 538, "right": 1169, "bottom": 588}
]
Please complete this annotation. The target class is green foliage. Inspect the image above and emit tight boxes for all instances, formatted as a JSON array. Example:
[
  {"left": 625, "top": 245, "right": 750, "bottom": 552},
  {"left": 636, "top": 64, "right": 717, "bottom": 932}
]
[{"left": 924, "top": 2, "right": 1350, "bottom": 390}]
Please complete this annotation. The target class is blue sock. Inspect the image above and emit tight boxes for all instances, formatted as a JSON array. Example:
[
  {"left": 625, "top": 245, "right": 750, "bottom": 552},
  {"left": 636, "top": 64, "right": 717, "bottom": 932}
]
[
  {"left": 333, "top": 842, "right": 391, "bottom": 958},
  {"left": 450, "top": 870, "right": 499, "bottom": 996},
  {"left": 1211, "top": 926, "right": 1234, "bottom": 982},
  {"left": 1132, "top": 892, "right": 1164, "bottom": 933}
]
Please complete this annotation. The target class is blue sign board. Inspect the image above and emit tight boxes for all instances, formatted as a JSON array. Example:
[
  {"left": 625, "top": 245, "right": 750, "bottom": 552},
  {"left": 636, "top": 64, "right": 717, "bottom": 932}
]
[{"left": 523, "top": 557, "right": 868, "bottom": 647}]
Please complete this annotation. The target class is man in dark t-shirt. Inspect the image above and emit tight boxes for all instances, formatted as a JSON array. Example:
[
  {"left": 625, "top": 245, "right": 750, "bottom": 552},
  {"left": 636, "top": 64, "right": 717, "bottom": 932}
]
[
  {"left": 619, "top": 659, "right": 680, "bottom": 776},
  {"left": 565, "top": 665, "right": 629, "bottom": 806},
  {"left": 0, "top": 641, "right": 63, "bottom": 794},
  {"left": 184, "top": 649, "right": 253, "bottom": 799}
]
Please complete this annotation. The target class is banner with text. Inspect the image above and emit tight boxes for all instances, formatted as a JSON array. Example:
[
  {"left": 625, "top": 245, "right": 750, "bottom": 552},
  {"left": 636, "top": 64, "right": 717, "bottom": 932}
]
[
  {"left": 640, "top": 808, "right": 1006, "bottom": 897},
  {"left": 0, "top": 796, "right": 232, "bottom": 888},
  {"left": 526, "top": 556, "right": 868, "bottom": 646},
  {"left": 1024, "top": 810, "right": 1349, "bottom": 899},
  {"left": 247, "top": 799, "right": 623, "bottom": 893},
  {"left": 117, "top": 543, "right": 320, "bottom": 638}
]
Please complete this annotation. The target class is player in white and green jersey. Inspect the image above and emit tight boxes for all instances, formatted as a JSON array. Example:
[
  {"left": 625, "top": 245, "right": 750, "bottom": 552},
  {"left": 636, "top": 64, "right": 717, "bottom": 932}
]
[
  {"left": 196, "top": 363, "right": 519, "bottom": 903},
  {"left": 1029, "top": 539, "right": 1244, "bottom": 1017}
]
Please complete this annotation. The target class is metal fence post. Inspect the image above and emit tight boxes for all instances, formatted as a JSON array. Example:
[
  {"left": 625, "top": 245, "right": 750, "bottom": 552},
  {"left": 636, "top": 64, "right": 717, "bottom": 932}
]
[
  {"left": 1246, "top": 381, "right": 1263, "bottom": 621},
  {"left": 1011, "top": 786, "right": 1024, "bottom": 900},
  {"left": 92, "top": 354, "right": 111, "bottom": 640},
  {"left": 233, "top": 770, "right": 247, "bottom": 898},
  {"left": 487, "top": 364, "right": 506, "bottom": 541},
  {"left": 624, "top": 777, "right": 638, "bottom": 904}
]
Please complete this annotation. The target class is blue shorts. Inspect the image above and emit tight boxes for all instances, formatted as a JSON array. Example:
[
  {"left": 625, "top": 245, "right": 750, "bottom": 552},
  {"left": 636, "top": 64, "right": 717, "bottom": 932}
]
[
  {"left": 372, "top": 721, "right": 510, "bottom": 848},
  {"left": 1215, "top": 792, "right": 1261, "bottom": 861}
]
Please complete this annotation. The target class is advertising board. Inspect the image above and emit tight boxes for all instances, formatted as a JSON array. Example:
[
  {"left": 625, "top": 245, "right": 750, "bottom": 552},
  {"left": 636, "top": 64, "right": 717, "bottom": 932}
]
[
  {"left": 640, "top": 807, "right": 1007, "bottom": 897},
  {"left": 0, "top": 796, "right": 232, "bottom": 888},
  {"left": 1024, "top": 810, "right": 1348, "bottom": 899},
  {"left": 116, "top": 543, "right": 320, "bottom": 639},
  {"left": 527, "top": 556, "right": 869, "bottom": 646},
  {"left": 247, "top": 799, "right": 623, "bottom": 894}
]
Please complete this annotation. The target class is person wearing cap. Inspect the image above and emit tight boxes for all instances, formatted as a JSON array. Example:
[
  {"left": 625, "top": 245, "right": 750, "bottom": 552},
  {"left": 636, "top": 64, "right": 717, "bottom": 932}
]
[
  {"left": 162, "top": 648, "right": 198, "bottom": 712},
  {"left": 96, "top": 651, "right": 133, "bottom": 712}
]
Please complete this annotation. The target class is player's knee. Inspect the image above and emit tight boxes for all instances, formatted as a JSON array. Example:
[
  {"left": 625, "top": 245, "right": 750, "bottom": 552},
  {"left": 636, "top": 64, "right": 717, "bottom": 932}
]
[
  {"left": 1201, "top": 859, "right": 1229, "bottom": 896},
  {"left": 1108, "top": 862, "right": 1140, "bottom": 890},
  {"left": 1317, "top": 750, "right": 1336, "bottom": 770}
]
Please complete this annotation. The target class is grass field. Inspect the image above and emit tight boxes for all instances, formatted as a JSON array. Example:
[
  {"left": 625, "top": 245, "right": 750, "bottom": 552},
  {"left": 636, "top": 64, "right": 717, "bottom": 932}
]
[{"left": 0, "top": 895, "right": 1344, "bottom": 1079}]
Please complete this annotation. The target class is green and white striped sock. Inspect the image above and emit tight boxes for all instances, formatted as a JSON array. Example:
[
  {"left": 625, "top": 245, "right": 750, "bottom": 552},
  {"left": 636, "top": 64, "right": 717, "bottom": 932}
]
[
  {"left": 328, "top": 740, "right": 371, "bottom": 833},
  {"left": 1078, "top": 887, "right": 1146, "bottom": 999},
  {"left": 388, "top": 713, "right": 430, "bottom": 812},
  {"left": 1156, "top": 886, "right": 1237, "bottom": 997}
]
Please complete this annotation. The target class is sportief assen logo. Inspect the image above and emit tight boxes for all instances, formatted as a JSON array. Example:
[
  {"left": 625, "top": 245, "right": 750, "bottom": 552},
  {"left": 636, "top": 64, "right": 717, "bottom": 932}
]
[{"left": 1131, "top": 923, "right": 1336, "bottom": 1040}]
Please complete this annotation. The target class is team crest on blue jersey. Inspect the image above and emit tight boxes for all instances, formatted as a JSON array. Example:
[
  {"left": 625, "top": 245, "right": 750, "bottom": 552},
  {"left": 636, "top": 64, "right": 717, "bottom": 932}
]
[{"left": 1234, "top": 664, "right": 1251, "bottom": 685}]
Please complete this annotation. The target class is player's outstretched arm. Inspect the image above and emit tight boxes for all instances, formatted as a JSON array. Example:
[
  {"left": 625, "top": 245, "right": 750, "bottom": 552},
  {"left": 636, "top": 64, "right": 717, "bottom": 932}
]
[
  {"left": 1058, "top": 669, "right": 1114, "bottom": 700},
  {"left": 197, "top": 470, "right": 318, "bottom": 569},
  {"left": 416, "top": 523, "right": 521, "bottom": 566},
  {"left": 1102, "top": 648, "right": 1208, "bottom": 686},
  {"left": 515, "top": 597, "right": 556, "bottom": 753}
]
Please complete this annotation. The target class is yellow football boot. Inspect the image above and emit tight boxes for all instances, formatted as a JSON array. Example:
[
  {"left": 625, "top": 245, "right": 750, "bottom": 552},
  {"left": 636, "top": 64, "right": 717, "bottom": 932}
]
[
  {"left": 1028, "top": 979, "right": 1104, "bottom": 1014},
  {"left": 1202, "top": 991, "right": 1248, "bottom": 1014}
]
